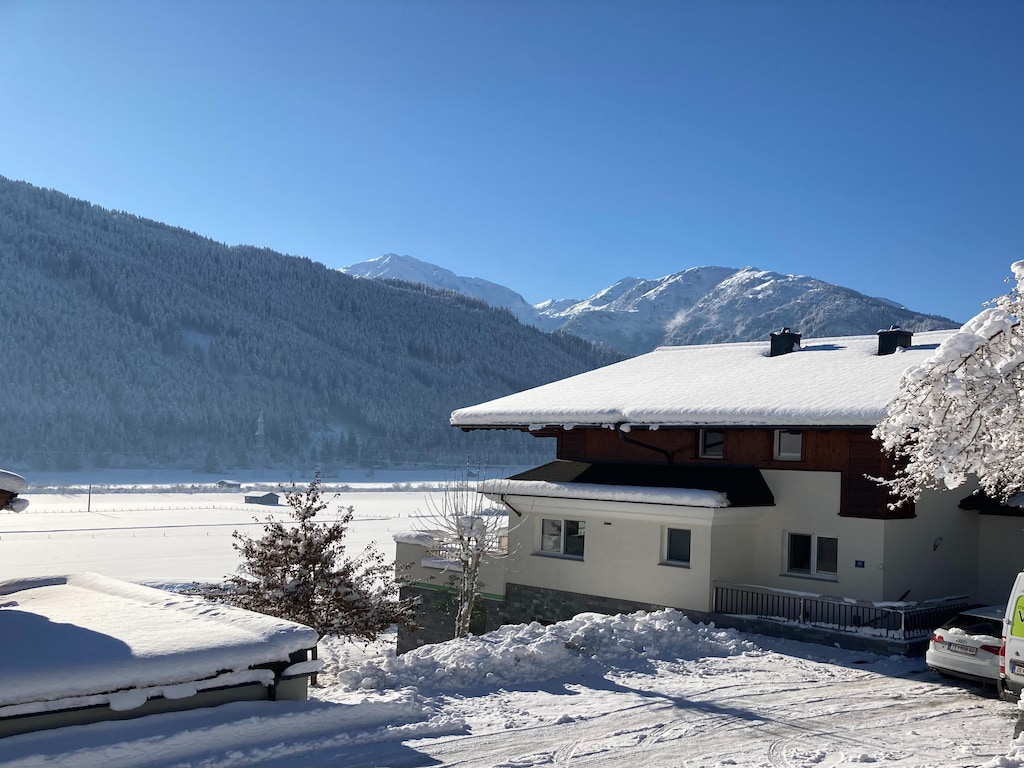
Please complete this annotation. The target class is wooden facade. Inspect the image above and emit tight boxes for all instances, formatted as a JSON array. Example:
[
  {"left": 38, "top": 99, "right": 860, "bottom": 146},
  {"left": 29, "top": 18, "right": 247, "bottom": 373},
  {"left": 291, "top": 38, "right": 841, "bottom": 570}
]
[{"left": 548, "top": 425, "right": 911, "bottom": 519}]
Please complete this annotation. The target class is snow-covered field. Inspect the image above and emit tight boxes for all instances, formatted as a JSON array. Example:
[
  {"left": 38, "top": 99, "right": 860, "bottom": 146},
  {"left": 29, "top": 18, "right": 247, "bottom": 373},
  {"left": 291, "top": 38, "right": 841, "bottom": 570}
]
[{"left": 2, "top": 482, "right": 1022, "bottom": 767}]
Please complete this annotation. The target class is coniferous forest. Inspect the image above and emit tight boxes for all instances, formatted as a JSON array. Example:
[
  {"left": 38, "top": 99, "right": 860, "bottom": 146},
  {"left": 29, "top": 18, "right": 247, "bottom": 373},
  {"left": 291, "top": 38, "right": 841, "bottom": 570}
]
[{"left": 0, "top": 176, "right": 621, "bottom": 473}]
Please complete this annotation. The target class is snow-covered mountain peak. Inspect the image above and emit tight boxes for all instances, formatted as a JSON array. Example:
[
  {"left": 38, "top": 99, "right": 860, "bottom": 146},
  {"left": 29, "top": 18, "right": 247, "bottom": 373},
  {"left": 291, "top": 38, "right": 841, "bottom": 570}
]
[
  {"left": 340, "top": 255, "right": 959, "bottom": 356},
  {"left": 341, "top": 254, "right": 542, "bottom": 326},
  {"left": 343, "top": 253, "right": 458, "bottom": 284}
]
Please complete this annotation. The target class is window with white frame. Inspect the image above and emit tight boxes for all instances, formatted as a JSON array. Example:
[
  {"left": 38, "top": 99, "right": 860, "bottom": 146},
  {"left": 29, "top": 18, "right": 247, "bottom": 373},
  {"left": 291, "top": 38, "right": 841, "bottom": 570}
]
[
  {"left": 664, "top": 527, "right": 691, "bottom": 566},
  {"left": 699, "top": 429, "right": 725, "bottom": 459},
  {"left": 774, "top": 429, "right": 803, "bottom": 461},
  {"left": 540, "top": 518, "right": 586, "bottom": 558},
  {"left": 786, "top": 532, "right": 838, "bottom": 578}
]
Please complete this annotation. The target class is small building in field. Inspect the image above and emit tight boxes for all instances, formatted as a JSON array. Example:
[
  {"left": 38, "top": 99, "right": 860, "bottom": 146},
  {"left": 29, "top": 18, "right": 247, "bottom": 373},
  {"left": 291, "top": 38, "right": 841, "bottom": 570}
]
[
  {"left": 398, "top": 328, "right": 1014, "bottom": 654},
  {"left": 217, "top": 479, "right": 242, "bottom": 490},
  {"left": 245, "top": 492, "right": 279, "bottom": 506}
]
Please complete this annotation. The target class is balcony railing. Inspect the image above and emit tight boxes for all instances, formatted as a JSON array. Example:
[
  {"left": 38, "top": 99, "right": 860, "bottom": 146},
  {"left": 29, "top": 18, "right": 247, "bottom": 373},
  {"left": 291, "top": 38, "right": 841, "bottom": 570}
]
[
  {"left": 424, "top": 534, "right": 508, "bottom": 559},
  {"left": 713, "top": 582, "right": 970, "bottom": 641}
]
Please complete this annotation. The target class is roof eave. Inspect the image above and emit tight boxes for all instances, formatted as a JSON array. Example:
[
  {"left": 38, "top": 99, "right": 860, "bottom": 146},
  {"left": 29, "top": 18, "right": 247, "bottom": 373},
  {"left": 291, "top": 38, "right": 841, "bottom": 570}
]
[{"left": 455, "top": 421, "right": 880, "bottom": 431}]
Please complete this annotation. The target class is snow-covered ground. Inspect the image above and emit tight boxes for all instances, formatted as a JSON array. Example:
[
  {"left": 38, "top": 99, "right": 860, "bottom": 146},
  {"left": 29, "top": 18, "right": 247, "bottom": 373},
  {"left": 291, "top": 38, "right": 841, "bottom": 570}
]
[{"left": 2, "top": 484, "right": 1022, "bottom": 767}]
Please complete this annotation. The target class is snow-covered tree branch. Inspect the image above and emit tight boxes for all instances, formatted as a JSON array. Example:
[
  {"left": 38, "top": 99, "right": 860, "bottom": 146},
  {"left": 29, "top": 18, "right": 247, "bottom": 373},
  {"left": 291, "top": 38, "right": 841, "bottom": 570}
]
[{"left": 873, "top": 261, "right": 1024, "bottom": 505}]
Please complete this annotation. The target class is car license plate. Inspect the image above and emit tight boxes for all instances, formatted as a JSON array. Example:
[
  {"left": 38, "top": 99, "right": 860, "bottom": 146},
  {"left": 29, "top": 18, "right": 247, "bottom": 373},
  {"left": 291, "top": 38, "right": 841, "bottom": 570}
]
[
  {"left": 947, "top": 643, "right": 977, "bottom": 656},
  {"left": 1013, "top": 661, "right": 1024, "bottom": 676}
]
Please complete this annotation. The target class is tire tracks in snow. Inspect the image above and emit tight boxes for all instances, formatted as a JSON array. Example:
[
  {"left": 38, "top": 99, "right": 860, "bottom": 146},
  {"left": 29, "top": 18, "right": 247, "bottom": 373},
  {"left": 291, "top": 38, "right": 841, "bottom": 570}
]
[{"left": 412, "top": 655, "right": 1010, "bottom": 767}]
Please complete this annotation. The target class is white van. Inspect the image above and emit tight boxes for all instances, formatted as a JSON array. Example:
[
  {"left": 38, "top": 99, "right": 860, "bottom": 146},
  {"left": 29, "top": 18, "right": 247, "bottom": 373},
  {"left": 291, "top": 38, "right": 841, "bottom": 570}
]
[{"left": 999, "top": 571, "right": 1024, "bottom": 701}]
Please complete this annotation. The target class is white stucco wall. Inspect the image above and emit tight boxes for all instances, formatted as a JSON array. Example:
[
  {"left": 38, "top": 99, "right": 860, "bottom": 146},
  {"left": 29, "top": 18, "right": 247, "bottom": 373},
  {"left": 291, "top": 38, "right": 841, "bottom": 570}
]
[
  {"left": 458, "top": 469, "right": 993, "bottom": 614},
  {"left": 733, "top": 471, "right": 982, "bottom": 604},
  {"left": 496, "top": 493, "right": 724, "bottom": 612},
  {"left": 881, "top": 488, "right": 979, "bottom": 603},
  {"left": 719, "top": 469, "right": 883, "bottom": 601},
  {"left": 978, "top": 515, "right": 1024, "bottom": 605},
  {"left": 708, "top": 522, "right": 756, "bottom": 591},
  {"left": 491, "top": 470, "right": 895, "bottom": 612}
]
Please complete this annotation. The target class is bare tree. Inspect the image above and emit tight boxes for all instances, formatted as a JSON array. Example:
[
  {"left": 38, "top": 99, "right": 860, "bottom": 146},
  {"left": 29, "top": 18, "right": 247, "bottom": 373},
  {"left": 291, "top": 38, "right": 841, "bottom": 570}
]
[{"left": 417, "top": 469, "right": 511, "bottom": 638}]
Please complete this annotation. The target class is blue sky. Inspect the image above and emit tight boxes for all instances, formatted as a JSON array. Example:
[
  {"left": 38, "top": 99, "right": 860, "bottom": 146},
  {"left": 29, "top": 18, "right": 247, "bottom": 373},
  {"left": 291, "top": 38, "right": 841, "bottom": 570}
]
[{"left": 1, "top": 1, "right": 1021, "bottom": 322}]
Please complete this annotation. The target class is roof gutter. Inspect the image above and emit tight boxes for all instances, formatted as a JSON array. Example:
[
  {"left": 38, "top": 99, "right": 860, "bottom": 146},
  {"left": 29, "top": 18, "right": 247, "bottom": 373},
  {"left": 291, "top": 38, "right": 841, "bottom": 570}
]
[
  {"left": 617, "top": 426, "right": 672, "bottom": 465},
  {"left": 500, "top": 494, "right": 524, "bottom": 517}
]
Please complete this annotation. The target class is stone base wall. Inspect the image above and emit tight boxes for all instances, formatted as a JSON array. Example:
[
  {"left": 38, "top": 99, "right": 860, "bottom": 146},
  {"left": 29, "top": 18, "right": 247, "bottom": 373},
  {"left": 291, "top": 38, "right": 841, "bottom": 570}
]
[
  {"left": 713, "top": 613, "right": 928, "bottom": 656},
  {"left": 503, "top": 582, "right": 698, "bottom": 626},
  {"left": 397, "top": 584, "right": 509, "bottom": 654},
  {"left": 399, "top": 582, "right": 926, "bottom": 657}
]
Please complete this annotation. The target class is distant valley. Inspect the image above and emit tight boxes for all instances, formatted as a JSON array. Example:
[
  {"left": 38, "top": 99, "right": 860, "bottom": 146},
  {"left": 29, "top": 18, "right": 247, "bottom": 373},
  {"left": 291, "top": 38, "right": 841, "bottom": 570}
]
[
  {"left": 0, "top": 178, "right": 619, "bottom": 474},
  {"left": 343, "top": 254, "right": 959, "bottom": 356}
]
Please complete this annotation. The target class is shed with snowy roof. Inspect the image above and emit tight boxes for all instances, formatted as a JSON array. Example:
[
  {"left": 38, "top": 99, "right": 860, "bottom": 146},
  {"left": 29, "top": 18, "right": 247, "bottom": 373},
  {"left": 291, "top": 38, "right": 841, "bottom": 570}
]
[
  {"left": 0, "top": 573, "right": 320, "bottom": 737},
  {"left": 397, "top": 328, "right": 1018, "bottom": 654}
]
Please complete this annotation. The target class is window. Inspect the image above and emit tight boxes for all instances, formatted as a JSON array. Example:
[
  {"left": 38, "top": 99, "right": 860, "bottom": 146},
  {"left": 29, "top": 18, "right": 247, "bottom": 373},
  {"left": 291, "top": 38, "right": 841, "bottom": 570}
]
[
  {"left": 774, "top": 430, "right": 803, "bottom": 461},
  {"left": 540, "top": 519, "right": 585, "bottom": 558},
  {"left": 664, "top": 528, "right": 691, "bottom": 566},
  {"left": 787, "top": 533, "right": 838, "bottom": 578},
  {"left": 699, "top": 429, "right": 725, "bottom": 459}
]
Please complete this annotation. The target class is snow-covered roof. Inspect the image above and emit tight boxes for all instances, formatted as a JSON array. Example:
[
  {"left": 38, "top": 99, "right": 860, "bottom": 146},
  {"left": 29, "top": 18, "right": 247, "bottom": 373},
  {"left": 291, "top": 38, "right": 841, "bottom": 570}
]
[
  {"left": 451, "top": 330, "right": 955, "bottom": 429},
  {"left": 480, "top": 479, "right": 729, "bottom": 508},
  {"left": 0, "top": 573, "right": 318, "bottom": 713},
  {"left": 392, "top": 530, "right": 444, "bottom": 546}
]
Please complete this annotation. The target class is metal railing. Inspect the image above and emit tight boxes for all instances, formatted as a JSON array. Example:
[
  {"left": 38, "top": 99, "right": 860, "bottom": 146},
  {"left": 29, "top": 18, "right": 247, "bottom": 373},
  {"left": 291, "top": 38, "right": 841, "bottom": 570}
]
[
  {"left": 425, "top": 536, "right": 509, "bottom": 562},
  {"left": 422, "top": 532, "right": 508, "bottom": 561},
  {"left": 713, "top": 582, "right": 970, "bottom": 640}
]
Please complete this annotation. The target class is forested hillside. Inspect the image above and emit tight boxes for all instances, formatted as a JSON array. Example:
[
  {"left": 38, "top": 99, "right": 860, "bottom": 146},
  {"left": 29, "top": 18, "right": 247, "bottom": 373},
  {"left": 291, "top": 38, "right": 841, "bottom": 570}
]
[{"left": 0, "top": 177, "right": 620, "bottom": 473}]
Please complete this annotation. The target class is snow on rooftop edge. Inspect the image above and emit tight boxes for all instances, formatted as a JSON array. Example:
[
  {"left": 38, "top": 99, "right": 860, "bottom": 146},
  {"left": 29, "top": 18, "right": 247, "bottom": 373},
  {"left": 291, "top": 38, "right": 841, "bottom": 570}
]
[
  {"left": 478, "top": 479, "right": 729, "bottom": 508},
  {"left": 393, "top": 530, "right": 442, "bottom": 546},
  {"left": 451, "top": 330, "right": 956, "bottom": 429},
  {"left": 0, "top": 573, "right": 318, "bottom": 709}
]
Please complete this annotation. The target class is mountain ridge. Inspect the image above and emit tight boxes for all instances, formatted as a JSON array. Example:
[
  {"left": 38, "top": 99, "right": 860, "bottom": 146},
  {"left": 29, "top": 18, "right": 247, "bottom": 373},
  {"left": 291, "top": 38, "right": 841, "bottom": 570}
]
[
  {"left": 0, "top": 177, "right": 620, "bottom": 473},
  {"left": 342, "top": 255, "right": 959, "bottom": 355}
]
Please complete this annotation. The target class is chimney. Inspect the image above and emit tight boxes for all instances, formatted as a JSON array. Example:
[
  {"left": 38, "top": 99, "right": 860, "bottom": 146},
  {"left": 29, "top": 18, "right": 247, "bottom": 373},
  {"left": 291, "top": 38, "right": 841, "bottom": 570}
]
[
  {"left": 877, "top": 326, "right": 913, "bottom": 356},
  {"left": 769, "top": 327, "right": 802, "bottom": 357}
]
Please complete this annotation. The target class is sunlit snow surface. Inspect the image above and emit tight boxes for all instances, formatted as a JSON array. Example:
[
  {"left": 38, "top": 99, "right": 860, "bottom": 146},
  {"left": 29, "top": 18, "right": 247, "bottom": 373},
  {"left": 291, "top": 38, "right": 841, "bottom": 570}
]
[
  {"left": 0, "top": 573, "right": 317, "bottom": 712},
  {"left": 450, "top": 330, "right": 956, "bottom": 428},
  {"left": 339, "top": 609, "right": 753, "bottom": 693},
  {"left": 0, "top": 483, "right": 1020, "bottom": 767}
]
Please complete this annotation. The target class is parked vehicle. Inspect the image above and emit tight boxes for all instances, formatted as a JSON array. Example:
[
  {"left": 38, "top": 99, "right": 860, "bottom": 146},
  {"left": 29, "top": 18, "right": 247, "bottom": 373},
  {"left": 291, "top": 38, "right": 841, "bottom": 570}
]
[
  {"left": 1001, "top": 572, "right": 1024, "bottom": 702},
  {"left": 926, "top": 605, "right": 1003, "bottom": 687}
]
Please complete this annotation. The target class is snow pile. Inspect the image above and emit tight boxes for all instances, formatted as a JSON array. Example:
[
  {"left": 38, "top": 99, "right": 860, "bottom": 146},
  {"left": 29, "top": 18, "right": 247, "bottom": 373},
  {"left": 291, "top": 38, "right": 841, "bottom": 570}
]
[
  {"left": 340, "top": 608, "right": 754, "bottom": 693},
  {"left": 985, "top": 733, "right": 1024, "bottom": 767}
]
